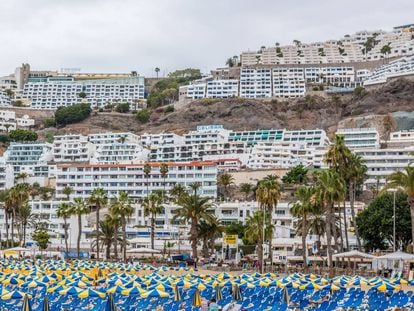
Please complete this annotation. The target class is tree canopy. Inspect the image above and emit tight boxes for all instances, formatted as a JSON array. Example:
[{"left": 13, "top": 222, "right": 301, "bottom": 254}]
[
  {"left": 9, "top": 129, "right": 38, "bottom": 142},
  {"left": 282, "top": 164, "right": 309, "bottom": 185},
  {"left": 356, "top": 192, "right": 412, "bottom": 252},
  {"left": 55, "top": 103, "right": 92, "bottom": 126}
]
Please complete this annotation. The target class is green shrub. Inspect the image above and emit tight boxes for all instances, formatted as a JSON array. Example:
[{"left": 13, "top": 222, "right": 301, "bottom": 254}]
[
  {"left": 9, "top": 129, "right": 38, "bottom": 142},
  {"left": 136, "top": 109, "right": 151, "bottom": 123},
  {"left": 115, "top": 103, "right": 130, "bottom": 113},
  {"left": 12, "top": 100, "right": 23, "bottom": 107},
  {"left": 55, "top": 103, "right": 92, "bottom": 126},
  {"left": 163, "top": 105, "right": 174, "bottom": 113},
  {"left": 43, "top": 117, "right": 56, "bottom": 128}
]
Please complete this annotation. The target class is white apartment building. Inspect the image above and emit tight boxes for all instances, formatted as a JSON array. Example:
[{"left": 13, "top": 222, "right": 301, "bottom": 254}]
[
  {"left": 184, "top": 125, "right": 230, "bottom": 145},
  {"left": 336, "top": 128, "right": 380, "bottom": 149},
  {"left": 283, "top": 129, "right": 330, "bottom": 147},
  {"left": 239, "top": 68, "right": 272, "bottom": 98},
  {"left": 387, "top": 130, "right": 414, "bottom": 147},
  {"left": 53, "top": 134, "right": 95, "bottom": 163},
  {"left": 364, "top": 55, "right": 414, "bottom": 86},
  {"left": 91, "top": 141, "right": 149, "bottom": 164},
  {"left": 88, "top": 132, "right": 140, "bottom": 145},
  {"left": 4, "top": 142, "right": 53, "bottom": 173},
  {"left": 186, "top": 83, "right": 206, "bottom": 99},
  {"left": 21, "top": 76, "right": 145, "bottom": 110},
  {"left": 0, "top": 110, "right": 35, "bottom": 132},
  {"left": 355, "top": 147, "right": 414, "bottom": 189},
  {"left": 0, "top": 158, "right": 15, "bottom": 190},
  {"left": 229, "top": 129, "right": 284, "bottom": 146},
  {"left": 0, "top": 91, "right": 11, "bottom": 107},
  {"left": 55, "top": 161, "right": 218, "bottom": 200},
  {"left": 272, "top": 68, "right": 306, "bottom": 98},
  {"left": 140, "top": 133, "right": 185, "bottom": 148},
  {"left": 206, "top": 80, "right": 239, "bottom": 98},
  {"left": 247, "top": 141, "right": 315, "bottom": 169}
]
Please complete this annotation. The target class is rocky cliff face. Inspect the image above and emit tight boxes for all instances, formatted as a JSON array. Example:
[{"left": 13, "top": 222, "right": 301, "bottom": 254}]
[{"left": 29, "top": 78, "right": 414, "bottom": 139}]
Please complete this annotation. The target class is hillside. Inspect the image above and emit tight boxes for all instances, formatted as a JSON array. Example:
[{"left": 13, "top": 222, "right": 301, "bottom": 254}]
[{"left": 27, "top": 78, "right": 414, "bottom": 139}]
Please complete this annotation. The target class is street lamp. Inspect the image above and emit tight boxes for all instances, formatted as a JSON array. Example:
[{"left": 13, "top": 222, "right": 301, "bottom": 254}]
[{"left": 387, "top": 189, "right": 397, "bottom": 252}]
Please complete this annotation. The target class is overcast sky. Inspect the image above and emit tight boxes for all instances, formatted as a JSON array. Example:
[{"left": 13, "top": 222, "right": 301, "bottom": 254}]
[{"left": 0, "top": 0, "right": 413, "bottom": 77}]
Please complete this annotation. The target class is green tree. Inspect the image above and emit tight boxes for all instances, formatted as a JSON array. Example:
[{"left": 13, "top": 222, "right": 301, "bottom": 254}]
[
  {"left": 78, "top": 91, "right": 87, "bottom": 99},
  {"left": 345, "top": 154, "right": 367, "bottom": 250},
  {"left": 92, "top": 217, "right": 122, "bottom": 260},
  {"left": 225, "top": 222, "right": 245, "bottom": 239},
  {"left": 89, "top": 187, "right": 108, "bottom": 260},
  {"left": 256, "top": 175, "right": 281, "bottom": 266},
  {"left": 290, "top": 186, "right": 315, "bottom": 266},
  {"left": 282, "top": 164, "right": 309, "bottom": 185},
  {"left": 173, "top": 193, "right": 215, "bottom": 258},
  {"left": 169, "top": 184, "right": 186, "bottom": 204},
  {"left": 107, "top": 207, "right": 121, "bottom": 260},
  {"left": 325, "top": 134, "right": 352, "bottom": 251},
  {"left": 16, "top": 202, "right": 36, "bottom": 245},
  {"left": 111, "top": 191, "right": 134, "bottom": 262},
  {"left": 314, "top": 169, "right": 346, "bottom": 269},
  {"left": 383, "top": 165, "right": 414, "bottom": 246},
  {"left": 55, "top": 103, "right": 92, "bottom": 126},
  {"left": 56, "top": 203, "right": 72, "bottom": 254},
  {"left": 70, "top": 198, "right": 90, "bottom": 258},
  {"left": 239, "top": 183, "right": 253, "bottom": 201},
  {"left": 9, "top": 129, "right": 38, "bottom": 142},
  {"left": 244, "top": 211, "right": 273, "bottom": 273},
  {"left": 159, "top": 163, "right": 169, "bottom": 202},
  {"left": 143, "top": 192, "right": 163, "bottom": 253},
  {"left": 136, "top": 109, "right": 151, "bottom": 123},
  {"left": 62, "top": 186, "right": 73, "bottom": 200},
  {"left": 115, "top": 103, "right": 130, "bottom": 113},
  {"left": 155, "top": 67, "right": 160, "bottom": 79},
  {"left": 144, "top": 163, "right": 152, "bottom": 199},
  {"left": 32, "top": 230, "right": 50, "bottom": 255},
  {"left": 217, "top": 172, "right": 234, "bottom": 200},
  {"left": 198, "top": 217, "right": 223, "bottom": 258},
  {"left": 357, "top": 192, "right": 411, "bottom": 251}
]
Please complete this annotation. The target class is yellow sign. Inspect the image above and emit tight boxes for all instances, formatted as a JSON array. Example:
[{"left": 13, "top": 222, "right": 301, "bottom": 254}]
[{"left": 224, "top": 235, "right": 237, "bottom": 246}]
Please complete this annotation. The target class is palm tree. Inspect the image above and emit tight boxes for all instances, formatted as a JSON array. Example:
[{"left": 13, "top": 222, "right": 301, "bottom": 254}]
[
  {"left": 240, "top": 183, "right": 253, "bottom": 201},
  {"left": 107, "top": 207, "right": 121, "bottom": 260},
  {"left": 384, "top": 165, "right": 414, "bottom": 246},
  {"left": 89, "top": 188, "right": 108, "bottom": 260},
  {"left": 308, "top": 204, "right": 326, "bottom": 254},
  {"left": 143, "top": 192, "right": 163, "bottom": 253},
  {"left": 325, "top": 134, "right": 352, "bottom": 251},
  {"left": 111, "top": 191, "right": 134, "bottom": 262},
  {"left": 256, "top": 175, "right": 281, "bottom": 266},
  {"left": 159, "top": 163, "right": 169, "bottom": 202},
  {"left": 173, "top": 193, "right": 215, "bottom": 258},
  {"left": 57, "top": 203, "right": 72, "bottom": 254},
  {"left": 7, "top": 184, "right": 29, "bottom": 246},
  {"left": 217, "top": 172, "right": 234, "bottom": 201},
  {"left": 92, "top": 217, "right": 122, "bottom": 260},
  {"left": 198, "top": 216, "right": 223, "bottom": 258},
  {"left": 15, "top": 172, "right": 28, "bottom": 184},
  {"left": 345, "top": 154, "right": 367, "bottom": 250},
  {"left": 144, "top": 163, "right": 152, "bottom": 199},
  {"left": 314, "top": 170, "right": 346, "bottom": 270},
  {"left": 244, "top": 211, "right": 273, "bottom": 273},
  {"left": 169, "top": 184, "right": 186, "bottom": 204},
  {"left": 16, "top": 202, "right": 35, "bottom": 246},
  {"left": 188, "top": 182, "right": 201, "bottom": 198},
  {"left": 155, "top": 67, "right": 160, "bottom": 79},
  {"left": 62, "top": 186, "right": 73, "bottom": 201},
  {"left": 290, "top": 186, "right": 315, "bottom": 267},
  {"left": 70, "top": 198, "right": 90, "bottom": 259}
]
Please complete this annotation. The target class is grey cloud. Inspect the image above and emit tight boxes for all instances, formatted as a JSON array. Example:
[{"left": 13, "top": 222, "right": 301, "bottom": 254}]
[{"left": 0, "top": 0, "right": 413, "bottom": 76}]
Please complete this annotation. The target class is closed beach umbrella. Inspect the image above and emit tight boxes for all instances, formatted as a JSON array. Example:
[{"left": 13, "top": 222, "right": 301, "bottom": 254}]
[
  {"left": 105, "top": 293, "right": 117, "bottom": 311},
  {"left": 215, "top": 285, "right": 223, "bottom": 301},
  {"left": 42, "top": 295, "right": 50, "bottom": 311},
  {"left": 282, "top": 287, "right": 290, "bottom": 304},
  {"left": 173, "top": 286, "right": 181, "bottom": 301},
  {"left": 232, "top": 284, "right": 242, "bottom": 301},
  {"left": 192, "top": 290, "right": 202, "bottom": 307},
  {"left": 21, "top": 294, "right": 32, "bottom": 311}
]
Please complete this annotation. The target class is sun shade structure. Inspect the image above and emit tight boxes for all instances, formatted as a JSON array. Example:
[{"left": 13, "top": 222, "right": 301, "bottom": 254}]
[{"left": 332, "top": 250, "right": 376, "bottom": 259}]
